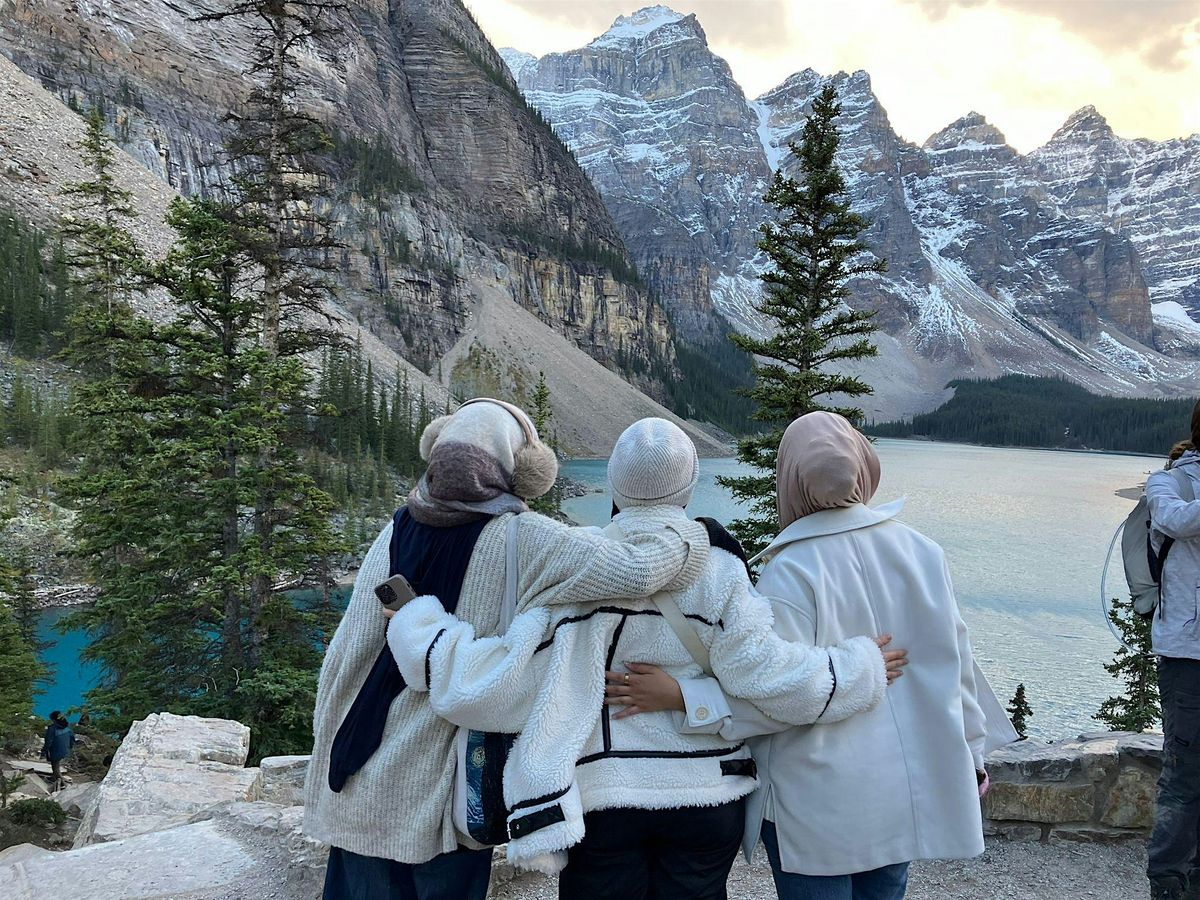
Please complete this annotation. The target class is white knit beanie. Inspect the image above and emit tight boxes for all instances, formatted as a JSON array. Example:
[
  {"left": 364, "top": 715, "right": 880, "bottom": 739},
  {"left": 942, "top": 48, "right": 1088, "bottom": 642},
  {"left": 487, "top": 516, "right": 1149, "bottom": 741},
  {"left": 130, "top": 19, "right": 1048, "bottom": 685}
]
[{"left": 608, "top": 418, "right": 700, "bottom": 510}]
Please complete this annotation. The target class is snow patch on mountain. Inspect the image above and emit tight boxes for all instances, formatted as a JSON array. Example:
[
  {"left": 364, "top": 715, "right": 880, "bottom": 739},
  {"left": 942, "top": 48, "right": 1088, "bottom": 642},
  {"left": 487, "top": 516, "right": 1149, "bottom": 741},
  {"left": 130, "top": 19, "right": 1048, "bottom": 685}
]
[
  {"left": 588, "top": 5, "right": 687, "bottom": 49},
  {"left": 749, "top": 99, "right": 786, "bottom": 171}
]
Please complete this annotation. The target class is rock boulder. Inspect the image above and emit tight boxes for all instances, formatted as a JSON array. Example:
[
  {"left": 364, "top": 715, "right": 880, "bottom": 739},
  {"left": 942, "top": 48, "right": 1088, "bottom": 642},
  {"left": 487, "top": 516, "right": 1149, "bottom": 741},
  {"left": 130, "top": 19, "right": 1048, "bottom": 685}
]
[
  {"left": 3, "top": 819, "right": 258, "bottom": 899},
  {"left": 73, "top": 712, "right": 262, "bottom": 847},
  {"left": 259, "top": 755, "right": 310, "bottom": 807}
]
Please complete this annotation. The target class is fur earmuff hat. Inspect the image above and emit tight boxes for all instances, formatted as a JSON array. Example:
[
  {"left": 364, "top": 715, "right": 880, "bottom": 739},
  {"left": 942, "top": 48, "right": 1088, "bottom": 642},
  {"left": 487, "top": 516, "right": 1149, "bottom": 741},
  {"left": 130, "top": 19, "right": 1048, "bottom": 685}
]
[{"left": 418, "top": 398, "right": 558, "bottom": 500}]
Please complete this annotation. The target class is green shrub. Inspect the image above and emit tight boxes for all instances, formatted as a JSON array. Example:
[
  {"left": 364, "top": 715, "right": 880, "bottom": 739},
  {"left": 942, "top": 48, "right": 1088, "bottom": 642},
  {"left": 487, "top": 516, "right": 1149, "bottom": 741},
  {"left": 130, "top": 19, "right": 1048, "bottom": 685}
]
[{"left": 3, "top": 797, "right": 66, "bottom": 829}]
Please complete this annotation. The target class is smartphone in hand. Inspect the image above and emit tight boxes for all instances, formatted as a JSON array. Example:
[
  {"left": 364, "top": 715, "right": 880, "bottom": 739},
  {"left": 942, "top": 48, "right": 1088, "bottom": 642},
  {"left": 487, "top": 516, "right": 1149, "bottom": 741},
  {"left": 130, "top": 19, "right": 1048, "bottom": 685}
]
[{"left": 375, "top": 574, "right": 417, "bottom": 611}]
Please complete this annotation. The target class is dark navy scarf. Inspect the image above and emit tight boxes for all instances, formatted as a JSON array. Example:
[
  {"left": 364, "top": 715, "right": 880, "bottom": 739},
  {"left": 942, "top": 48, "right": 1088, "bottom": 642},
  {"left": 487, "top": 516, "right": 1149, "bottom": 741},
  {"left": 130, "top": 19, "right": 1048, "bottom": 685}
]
[{"left": 327, "top": 508, "right": 490, "bottom": 792}]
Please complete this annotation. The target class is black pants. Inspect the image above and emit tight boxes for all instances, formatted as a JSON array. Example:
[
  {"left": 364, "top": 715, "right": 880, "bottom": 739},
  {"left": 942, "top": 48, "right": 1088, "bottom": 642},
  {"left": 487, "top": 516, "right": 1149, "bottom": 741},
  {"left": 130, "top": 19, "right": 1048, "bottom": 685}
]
[
  {"left": 322, "top": 845, "right": 491, "bottom": 900},
  {"left": 1149, "top": 657, "right": 1200, "bottom": 894},
  {"left": 559, "top": 799, "right": 745, "bottom": 900}
]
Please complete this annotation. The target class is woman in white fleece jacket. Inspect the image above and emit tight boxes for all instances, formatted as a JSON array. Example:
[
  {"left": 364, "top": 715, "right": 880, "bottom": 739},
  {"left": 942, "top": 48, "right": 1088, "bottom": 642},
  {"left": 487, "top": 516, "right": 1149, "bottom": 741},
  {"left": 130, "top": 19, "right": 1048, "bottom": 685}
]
[
  {"left": 388, "top": 418, "right": 902, "bottom": 900},
  {"left": 617, "top": 413, "right": 1014, "bottom": 900}
]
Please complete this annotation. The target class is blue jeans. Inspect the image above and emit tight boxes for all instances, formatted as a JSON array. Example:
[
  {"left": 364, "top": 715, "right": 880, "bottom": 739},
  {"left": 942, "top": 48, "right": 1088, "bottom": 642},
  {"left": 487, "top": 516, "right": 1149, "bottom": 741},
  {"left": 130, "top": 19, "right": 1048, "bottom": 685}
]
[
  {"left": 322, "top": 845, "right": 492, "bottom": 900},
  {"left": 761, "top": 821, "right": 909, "bottom": 900},
  {"left": 1148, "top": 656, "right": 1200, "bottom": 894}
]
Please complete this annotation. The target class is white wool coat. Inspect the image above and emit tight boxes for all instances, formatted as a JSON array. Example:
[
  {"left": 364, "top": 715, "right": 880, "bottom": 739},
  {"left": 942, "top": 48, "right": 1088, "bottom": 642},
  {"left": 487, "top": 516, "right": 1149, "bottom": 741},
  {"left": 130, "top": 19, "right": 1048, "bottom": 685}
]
[
  {"left": 302, "top": 510, "right": 710, "bottom": 864},
  {"left": 679, "top": 500, "right": 1012, "bottom": 876},
  {"left": 389, "top": 504, "right": 887, "bottom": 873}
]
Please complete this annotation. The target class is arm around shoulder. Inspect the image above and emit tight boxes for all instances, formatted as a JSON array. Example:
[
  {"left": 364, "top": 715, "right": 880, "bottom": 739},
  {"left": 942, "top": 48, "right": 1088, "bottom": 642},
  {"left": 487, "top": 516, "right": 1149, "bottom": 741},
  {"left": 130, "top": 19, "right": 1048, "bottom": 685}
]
[
  {"left": 387, "top": 596, "right": 551, "bottom": 732},
  {"left": 514, "top": 512, "right": 711, "bottom": 608},
  {"left": 705, "top": 564, "right": 887, "bottom": 726}
]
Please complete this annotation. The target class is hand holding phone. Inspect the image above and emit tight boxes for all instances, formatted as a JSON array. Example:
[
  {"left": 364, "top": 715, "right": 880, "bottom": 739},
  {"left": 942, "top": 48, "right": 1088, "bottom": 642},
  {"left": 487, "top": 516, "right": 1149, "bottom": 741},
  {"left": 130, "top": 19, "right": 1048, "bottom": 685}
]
[{"left": 376, "top": 574, "right": 417, "bottom": 612}]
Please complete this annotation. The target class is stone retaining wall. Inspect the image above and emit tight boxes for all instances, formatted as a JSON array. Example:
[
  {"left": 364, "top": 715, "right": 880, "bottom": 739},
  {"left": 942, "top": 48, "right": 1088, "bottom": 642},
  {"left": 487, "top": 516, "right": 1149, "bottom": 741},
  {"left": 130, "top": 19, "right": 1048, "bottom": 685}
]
[{"left": 983, "top": 732, "right": 1161, "bottom": 842}]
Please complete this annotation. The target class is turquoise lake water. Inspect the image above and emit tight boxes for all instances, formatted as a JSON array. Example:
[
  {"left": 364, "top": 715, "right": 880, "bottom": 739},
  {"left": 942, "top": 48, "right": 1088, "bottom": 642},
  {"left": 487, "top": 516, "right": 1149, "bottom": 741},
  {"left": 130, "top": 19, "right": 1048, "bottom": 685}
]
[{"left": 37, "top": 439, "right": 1153, "bottom": 738}]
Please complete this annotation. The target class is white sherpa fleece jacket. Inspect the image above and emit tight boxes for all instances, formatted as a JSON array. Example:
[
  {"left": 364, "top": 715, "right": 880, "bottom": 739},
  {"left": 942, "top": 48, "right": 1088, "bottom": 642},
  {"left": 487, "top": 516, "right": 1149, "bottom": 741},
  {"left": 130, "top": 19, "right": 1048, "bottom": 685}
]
[{"left": 389, "top": 505, "right": 887, "bottom": 874}]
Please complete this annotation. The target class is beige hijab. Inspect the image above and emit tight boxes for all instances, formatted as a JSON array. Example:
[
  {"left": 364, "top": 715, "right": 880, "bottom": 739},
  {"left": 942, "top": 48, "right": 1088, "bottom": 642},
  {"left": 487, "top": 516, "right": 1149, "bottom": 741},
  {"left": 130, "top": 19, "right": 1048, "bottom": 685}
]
[{"left": 777, "top": 411, "right": 881, "bottom": 528}]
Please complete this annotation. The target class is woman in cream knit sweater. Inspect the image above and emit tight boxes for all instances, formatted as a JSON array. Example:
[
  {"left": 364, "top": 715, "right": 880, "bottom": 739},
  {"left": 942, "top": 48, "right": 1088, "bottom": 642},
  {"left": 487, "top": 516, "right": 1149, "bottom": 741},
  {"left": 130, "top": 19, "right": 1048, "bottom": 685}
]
[{"left": 303, "top": 401, "right": 712, "bottom": 900}]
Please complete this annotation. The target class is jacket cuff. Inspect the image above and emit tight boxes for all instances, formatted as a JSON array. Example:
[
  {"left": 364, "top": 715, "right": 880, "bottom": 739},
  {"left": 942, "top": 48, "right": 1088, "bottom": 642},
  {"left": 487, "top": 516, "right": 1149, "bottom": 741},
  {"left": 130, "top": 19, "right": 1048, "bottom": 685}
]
[
  {"left": 387, "top": 595, "right": 452, "bottom": 688},
  {"left": 505, "top": 782, "right": 585, "bottom": 874},
  {"left": 663, "top": 519, "right": 712, "bottom": 591},
  {"left": 675, "top": 676, "right": 732, "bottom": 734},
  {"left": 820, "top": 635, "right": 887, "bottom": 723}
]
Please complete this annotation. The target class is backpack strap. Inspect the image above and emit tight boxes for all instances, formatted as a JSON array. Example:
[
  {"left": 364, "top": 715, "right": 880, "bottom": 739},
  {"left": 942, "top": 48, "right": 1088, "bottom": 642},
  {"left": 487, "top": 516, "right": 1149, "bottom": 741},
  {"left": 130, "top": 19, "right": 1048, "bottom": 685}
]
[
  {"left": 604, "top": 521, "right": 713, "bottom": 676},
  {"left": 1152, "top": 466, "right": 1196, "bottom": 618},
  {"left": 501, "top": 514, "right": 521, "bottom": 630},
  {"left": 654, "top": 593, "right": 713, "bottom": 676}
]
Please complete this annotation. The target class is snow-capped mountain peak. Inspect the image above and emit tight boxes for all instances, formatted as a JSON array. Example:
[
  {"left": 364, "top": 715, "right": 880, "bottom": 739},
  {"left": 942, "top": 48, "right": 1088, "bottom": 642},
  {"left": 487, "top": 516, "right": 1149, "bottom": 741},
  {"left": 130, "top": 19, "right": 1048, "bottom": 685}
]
[
  {"left": 588, "top": 5, "right": 699, "bottom": 49},
  {"left": 923, "top": 112, "right": 1012, "bottom": 155},
  {"left": 1047, "top": 105, "right": 1116, "bottom": 144},
  {"left": 504, "top": 13, "right": 1199, "bottom": 414},
  {"left": 497, "top": 47, "right": 536, "bottom": 81}
]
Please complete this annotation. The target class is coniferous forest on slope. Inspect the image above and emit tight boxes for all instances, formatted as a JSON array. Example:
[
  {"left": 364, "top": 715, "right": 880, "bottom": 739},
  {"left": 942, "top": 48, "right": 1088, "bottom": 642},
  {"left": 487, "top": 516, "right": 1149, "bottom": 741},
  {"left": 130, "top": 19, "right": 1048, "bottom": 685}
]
[{"left": 868, "top": 374, "right": 1197, "bottom": 455}]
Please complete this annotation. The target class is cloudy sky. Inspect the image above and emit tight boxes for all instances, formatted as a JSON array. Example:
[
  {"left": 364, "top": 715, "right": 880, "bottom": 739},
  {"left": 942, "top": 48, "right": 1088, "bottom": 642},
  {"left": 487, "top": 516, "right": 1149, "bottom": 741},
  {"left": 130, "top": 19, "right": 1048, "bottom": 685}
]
[{"left": 467, "top": 0, "right": 1200, "bottom": 153}]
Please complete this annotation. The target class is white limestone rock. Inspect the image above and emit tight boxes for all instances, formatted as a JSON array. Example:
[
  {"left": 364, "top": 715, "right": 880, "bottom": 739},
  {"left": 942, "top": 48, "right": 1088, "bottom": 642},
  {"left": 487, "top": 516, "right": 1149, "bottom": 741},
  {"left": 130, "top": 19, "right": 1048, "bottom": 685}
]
[
  {"left": 53, "top": 781, "right": 99, "bottom": 817},
  {"left": 258, "top": 755, "right": 310, "bottom": 806},
  {"left": 1, "top": 819, "right": 257, "bottom": 900},
  {"left": 0, "top": 843, "right": 54, "bottom": 866},
  {"left": 73, "top": 712, "right": 262, "bottom": 847}
]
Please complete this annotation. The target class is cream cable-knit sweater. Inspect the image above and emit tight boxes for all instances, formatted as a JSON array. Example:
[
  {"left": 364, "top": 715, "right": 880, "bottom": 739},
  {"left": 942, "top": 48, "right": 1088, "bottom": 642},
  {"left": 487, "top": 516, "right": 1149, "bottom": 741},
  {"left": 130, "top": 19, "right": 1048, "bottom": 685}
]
[
  {"left": 390, "top": 505, "right": 887, "bottom": 873},
  {"left": 301, "top": 511, "right": 710, "bottom": 864}
]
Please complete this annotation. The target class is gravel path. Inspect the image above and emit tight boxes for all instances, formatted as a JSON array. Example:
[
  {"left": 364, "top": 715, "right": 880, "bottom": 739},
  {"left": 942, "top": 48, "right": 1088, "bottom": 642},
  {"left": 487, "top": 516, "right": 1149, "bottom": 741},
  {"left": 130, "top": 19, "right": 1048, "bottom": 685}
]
[{"left": 491, "top": 838, "right": 1148, "bottom": 900}]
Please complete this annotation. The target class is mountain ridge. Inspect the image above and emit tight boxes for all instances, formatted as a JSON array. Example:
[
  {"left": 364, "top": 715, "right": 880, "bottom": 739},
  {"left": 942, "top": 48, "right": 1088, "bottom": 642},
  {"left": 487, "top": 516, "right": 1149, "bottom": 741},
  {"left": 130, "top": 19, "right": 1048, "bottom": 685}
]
[
  {"left": 500, "top": 5, "right": 1200, "bottom": 418},
  {"left": 0, "top": 0, "right": 729, "bottom": 454}
]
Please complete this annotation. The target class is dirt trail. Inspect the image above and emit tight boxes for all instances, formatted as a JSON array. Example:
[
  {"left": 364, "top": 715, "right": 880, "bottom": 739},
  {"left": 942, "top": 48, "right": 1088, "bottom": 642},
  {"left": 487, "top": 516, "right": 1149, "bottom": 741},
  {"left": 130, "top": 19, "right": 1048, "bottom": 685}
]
[{"left": 492, "top": 838, "right": 1148, "bottom": 900}]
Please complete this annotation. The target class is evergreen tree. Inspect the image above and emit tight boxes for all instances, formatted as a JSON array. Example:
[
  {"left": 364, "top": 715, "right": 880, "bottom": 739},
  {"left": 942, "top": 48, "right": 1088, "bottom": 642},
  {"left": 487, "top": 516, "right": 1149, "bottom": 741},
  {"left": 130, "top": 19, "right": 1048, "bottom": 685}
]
[
  {"left": 718, "top": 85, "right": 885, "bottom": 558},
  {"left": 61, "top": 108, "right": 145, "bottom": 321},
  {"left": 1007, "top": 683, "right": 1033, "bottom": 739},
  {"left": 65, "top": 197, "right": 344, "bottom": 757},
  {"left": 194, "top": 0, "right": 346, "bottom": 672},
  {"left": 1096, "top": 597, "right": 1160, "bottom": 733},
  {"left": 528, "top": 371, "right": 563, "bottom": 516},
  {"left": 0, "top": 212, "right": 55, "bottom": 356},
  {"left": 0, "top": 556, "right": 38, "bottom": 754}
]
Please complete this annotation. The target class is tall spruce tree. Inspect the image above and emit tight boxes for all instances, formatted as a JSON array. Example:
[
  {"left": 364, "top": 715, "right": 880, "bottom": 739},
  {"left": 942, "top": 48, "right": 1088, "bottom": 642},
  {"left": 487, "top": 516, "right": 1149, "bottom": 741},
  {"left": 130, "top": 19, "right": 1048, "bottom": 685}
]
[
  {"left": 718, "top": 85, "right": 885, "bottom": 558},
  {"left": 194, "top": 0, "right": 346, "bottom": 670},
  {"left": 0, "top": 533, "right": 38, "bottom": 753},
  {"left": 528, "top": 371, "right": 563, "bottom": 516},
  {"left": 66, "top": 196, "right": 343, "bottom": 757},
  {"left": 61, "top": 108, "right": 144, "bottom": 320},
  {"left": 1096, "top": 597, "right": 1160, "bottom": 733}
]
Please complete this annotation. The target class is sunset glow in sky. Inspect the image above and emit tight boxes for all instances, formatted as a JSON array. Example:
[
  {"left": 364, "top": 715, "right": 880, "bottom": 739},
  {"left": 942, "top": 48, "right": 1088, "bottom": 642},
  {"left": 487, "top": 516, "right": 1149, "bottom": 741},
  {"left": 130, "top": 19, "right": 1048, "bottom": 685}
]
[{"left": 467, "top": 0, "right": 1200, "bottom": 153}]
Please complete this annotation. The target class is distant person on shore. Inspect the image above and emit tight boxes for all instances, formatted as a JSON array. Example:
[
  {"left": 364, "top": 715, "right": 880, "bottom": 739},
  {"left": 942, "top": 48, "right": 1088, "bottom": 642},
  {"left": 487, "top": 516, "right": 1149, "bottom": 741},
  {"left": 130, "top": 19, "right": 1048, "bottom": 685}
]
[
  {"left": 612, "top": 411, "right": 1015, "bottom": 900},
  {"left": 1146, "top": 399, "right": 1200, "bottom": 900},
  {"left": 40, "top": 711, "right": 74, "bottom": 790},
  {"left": 303, "top": 400, "right": 714, "bottom": 900},
  {"left": 387, "top": 417, "right": 904, "bottom": 899}
]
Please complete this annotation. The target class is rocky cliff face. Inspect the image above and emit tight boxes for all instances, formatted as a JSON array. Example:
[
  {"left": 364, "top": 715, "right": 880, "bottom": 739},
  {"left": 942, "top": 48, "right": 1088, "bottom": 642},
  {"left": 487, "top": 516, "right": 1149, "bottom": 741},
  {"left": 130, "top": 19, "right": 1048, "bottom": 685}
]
[
  {"left": 506, "top": 7, "right": 1200, "bottom": 415},
  {"left": 0, "top": 0, "right": 698, "bottom": 449},
  {"left": 1028, "top": 106, "right": 1200, "bottom": 345},
  {"left": 501, "top": 6, "right": 771, "bottom": 340}
]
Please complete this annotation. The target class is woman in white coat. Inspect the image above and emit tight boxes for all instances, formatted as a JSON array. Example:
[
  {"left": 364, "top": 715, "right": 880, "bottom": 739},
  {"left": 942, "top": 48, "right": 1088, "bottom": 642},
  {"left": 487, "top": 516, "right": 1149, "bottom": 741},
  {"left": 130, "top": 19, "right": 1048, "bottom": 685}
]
[{"left": 612, "top": 412, "right": 1005, "bottom": 900}]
